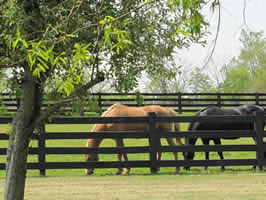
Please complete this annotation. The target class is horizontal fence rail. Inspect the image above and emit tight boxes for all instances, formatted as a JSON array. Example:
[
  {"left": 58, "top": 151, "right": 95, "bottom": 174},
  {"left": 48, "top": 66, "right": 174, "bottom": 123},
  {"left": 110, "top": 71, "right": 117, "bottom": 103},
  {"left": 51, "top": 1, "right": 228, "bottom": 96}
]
[
  {"left": 0, "top": 112, "right": 265, "bottom": 175},
  {"left": 1, "top": 92, "right": 266, "bottom": 114}
]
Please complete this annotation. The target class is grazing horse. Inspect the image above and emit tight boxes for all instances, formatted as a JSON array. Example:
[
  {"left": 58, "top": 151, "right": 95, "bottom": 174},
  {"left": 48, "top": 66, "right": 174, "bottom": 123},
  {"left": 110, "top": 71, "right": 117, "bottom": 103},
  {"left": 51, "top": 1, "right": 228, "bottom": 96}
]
[
  {"left": 184, "top": 104, "right": 265, "bottom": 170},
  {"left": 84, "top": 104, "right": 182, "bottom": 175}
]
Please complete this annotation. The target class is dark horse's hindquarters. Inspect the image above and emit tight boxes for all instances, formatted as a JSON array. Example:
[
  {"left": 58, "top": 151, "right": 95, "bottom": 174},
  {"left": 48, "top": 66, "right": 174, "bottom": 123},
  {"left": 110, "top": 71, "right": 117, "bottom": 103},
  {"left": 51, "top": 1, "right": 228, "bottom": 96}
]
[{"left": 183, "top": 104, "right": 265, "bottom": 170}]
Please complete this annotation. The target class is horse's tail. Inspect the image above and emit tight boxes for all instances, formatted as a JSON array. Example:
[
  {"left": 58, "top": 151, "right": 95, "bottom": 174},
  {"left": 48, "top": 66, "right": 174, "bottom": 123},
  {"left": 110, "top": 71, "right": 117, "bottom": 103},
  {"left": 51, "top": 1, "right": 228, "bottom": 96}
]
[{"left": 167, "top": 108, "right": 183, "bottom": 145}]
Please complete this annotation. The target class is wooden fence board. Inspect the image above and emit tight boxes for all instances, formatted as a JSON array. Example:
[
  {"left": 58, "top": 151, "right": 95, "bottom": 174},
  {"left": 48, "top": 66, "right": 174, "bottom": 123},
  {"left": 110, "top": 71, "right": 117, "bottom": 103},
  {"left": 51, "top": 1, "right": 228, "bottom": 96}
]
[
  {"left": 159, "top": 145, "right": 257, "bottom": 152},
  {"left": 44, "top": 161, "right": 151, "bottom": 169},
  {"left": 158, "top": 159, "right": 258, "bottom": 167},
  {"left": 44, "top": 131, "right": 149, "bottom": 139},
  {"left": 159, "top": 130, "right": 256, "bottom": 138},
  {"left": 44, "top": 147, "right": 149, "bottom": 154},
  {"left": 48, "top": 116, "right": 148, "bottom": 124}
]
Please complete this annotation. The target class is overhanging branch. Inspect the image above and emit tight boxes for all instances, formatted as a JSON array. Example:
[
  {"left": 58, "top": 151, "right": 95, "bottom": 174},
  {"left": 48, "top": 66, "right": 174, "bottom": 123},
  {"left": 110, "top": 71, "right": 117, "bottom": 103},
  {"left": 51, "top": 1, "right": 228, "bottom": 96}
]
[
  {"left": 34, "top": 74, "right": 105, "bottom": 127},
  {"left": 0, "top": 57, "right": 27, "bottom": 69}
]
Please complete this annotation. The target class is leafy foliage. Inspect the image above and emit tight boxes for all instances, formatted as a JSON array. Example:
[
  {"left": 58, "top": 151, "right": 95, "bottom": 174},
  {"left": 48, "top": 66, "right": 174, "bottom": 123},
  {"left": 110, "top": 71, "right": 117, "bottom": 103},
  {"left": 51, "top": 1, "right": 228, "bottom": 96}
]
[
  {"left": 1, "top": 0, "right": 214, "bottom": 98},
  {"left": 220, "top": 30, "right": 266, "bottom": 93},
  {"left": 188, "top": 67, "right": 215, "bottom": 93}
]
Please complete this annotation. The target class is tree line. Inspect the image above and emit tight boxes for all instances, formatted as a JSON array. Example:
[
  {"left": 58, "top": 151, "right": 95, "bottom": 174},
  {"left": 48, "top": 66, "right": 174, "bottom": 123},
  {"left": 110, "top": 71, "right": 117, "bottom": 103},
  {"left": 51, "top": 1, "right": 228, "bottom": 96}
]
[{"left": 143, "top": 29, "right": 266, "bottom": 94}]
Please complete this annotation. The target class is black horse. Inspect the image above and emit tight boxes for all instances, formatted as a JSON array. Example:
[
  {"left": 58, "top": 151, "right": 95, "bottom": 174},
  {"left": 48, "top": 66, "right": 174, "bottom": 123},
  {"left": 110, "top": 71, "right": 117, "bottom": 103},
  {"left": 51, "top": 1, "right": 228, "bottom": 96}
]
[{"left": 183, "top": 104, "right": 265, "bottom": 170}]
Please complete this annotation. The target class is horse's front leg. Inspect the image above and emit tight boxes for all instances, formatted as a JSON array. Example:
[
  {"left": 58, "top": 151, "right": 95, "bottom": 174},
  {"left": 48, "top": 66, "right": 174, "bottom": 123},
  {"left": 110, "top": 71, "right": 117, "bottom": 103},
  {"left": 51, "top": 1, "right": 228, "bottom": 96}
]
[{"left": 166, "top": 138, "right": 179, "bottom": 174}]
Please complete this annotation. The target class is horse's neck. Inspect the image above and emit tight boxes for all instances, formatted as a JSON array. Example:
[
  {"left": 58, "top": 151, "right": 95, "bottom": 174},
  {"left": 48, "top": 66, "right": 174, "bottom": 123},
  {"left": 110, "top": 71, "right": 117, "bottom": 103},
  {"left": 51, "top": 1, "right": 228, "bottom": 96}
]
[
  {"left": 87, "top": 138, "right": 102, "bottom": 148},
  {"left": 86, "top": 124, "right": 105, "bottom": 148}
]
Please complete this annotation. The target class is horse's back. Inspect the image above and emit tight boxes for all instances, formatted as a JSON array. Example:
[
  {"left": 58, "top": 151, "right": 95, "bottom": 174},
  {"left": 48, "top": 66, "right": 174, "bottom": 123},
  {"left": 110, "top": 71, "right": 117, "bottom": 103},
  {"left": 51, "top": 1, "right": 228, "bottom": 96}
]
[
  {"left": 202, "top": 106, "right": 240, "bottom": 116},
  {"left": 105, "top": 104, "right": 173, "bottom": 117},
  {"left": 103, "top": 104, "right": 174, "bottom": 131}
]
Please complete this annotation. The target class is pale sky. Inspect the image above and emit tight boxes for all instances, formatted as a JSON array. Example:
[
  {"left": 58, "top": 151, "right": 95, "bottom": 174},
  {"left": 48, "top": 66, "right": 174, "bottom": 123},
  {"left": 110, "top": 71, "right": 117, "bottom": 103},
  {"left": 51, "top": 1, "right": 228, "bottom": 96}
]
[{"left": 178, "top": 0, "right": 266, "bottom": 71}]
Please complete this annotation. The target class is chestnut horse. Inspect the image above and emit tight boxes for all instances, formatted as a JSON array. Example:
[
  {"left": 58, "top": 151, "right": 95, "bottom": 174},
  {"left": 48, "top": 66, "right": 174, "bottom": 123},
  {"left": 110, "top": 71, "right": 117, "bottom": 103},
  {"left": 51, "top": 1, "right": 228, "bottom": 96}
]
[{"left": 84, "top": 104, "right": 182, "bottom": 175}]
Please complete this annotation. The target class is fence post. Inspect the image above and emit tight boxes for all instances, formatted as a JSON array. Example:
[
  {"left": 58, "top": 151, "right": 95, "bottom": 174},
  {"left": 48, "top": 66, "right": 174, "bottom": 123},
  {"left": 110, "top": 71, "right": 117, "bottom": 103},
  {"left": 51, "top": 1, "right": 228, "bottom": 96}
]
[
  {"left": 178, "top": 92, "right": 182, "bottom": 114},
  {"left": 255, "top": 93, "right": 259, "bottom": 105},
  {"left": 217, "top": 94, "right": 221, "bottom": 107},
  {"left": 98, "top": 92, "right": 102, "bottom": 114},
  {"left": 254, "top": 111, "right": 264, "bottom": 171},
  {"left": 148, "top": 112, "right": 159, "bottom": 174},
  {"left": 38, "top": 125, "right": 46, "bottom": 176}
]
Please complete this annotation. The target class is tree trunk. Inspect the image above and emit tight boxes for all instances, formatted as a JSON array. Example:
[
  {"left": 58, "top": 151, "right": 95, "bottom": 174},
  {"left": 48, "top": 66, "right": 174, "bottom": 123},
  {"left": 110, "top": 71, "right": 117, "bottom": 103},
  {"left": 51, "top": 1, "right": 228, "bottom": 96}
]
[
  {"left": 4, "top": 67, "right": 39, "bottom": 200},
  {"left": 4, "top": 124, "right": 31, "bottom": 200}
]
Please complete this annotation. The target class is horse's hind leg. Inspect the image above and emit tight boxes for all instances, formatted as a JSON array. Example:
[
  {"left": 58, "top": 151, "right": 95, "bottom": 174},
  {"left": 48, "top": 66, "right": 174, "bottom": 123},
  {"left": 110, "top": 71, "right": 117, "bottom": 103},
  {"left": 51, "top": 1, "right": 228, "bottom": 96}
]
[
  {"left": 157, "top": 140, "right": 162, "bottom": 173},
  {"left": 166, "top": 138, "right": 179, "bottom": 174},
  {"left": 115, "top": 139, "right": 129, "bottom": 175},
  {"left": 213, "top": 139, "right": 225, "bottom": 171},
  {"left": 202, "top": 139, "right": 210, "bottom": 170}
]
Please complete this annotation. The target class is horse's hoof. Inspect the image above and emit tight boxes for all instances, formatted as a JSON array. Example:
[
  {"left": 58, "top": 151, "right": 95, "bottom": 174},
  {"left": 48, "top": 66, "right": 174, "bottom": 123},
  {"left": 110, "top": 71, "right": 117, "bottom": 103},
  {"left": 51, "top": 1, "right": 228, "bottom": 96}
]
[
  {"left": 221, "top": 167, "right": 225, "bottom": 171},
  {"left": 122, "top": 171, "right": 130, "bottom": 175},
  {"left": 115, "top": 171, "right": 122, "bottom": 175},
  {"left": 175, "top": 168, "right": 180, "bottom": 174},
  {"left": 184, "top": 167, "right": 190, "bottom": 171},
  {"left": 85, "top": 169, "right": 93, "bottom": 175}
]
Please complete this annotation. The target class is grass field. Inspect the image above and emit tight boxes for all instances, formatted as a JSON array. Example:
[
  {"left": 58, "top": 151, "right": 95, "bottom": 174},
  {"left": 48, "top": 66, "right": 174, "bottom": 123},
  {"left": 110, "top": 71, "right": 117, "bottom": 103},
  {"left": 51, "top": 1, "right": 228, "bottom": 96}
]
[
  {"left": 0, "top": 119, "right": 265, "bottom": 199},
  {"left": 1, "top": 173, "right": 266, "bottom": 200}
]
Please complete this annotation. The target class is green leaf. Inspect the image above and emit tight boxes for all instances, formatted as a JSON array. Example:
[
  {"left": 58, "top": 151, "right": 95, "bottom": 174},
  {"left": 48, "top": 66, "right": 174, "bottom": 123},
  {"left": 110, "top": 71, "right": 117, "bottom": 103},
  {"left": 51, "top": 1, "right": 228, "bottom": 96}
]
[
  {"left": 66, "top": 34, "right": 76, "bottom": 38},
  {"left": 28, "top": 54, "right": 36, "bottom": 70},
  {"left": 12, "top": 39, "right": 19, "bottom": 50},
  {"left": 22, "top": 40, "right": 28, "bottom": 48},
  {"left": 37, "top": 57, "right": 49, "bottom": 69},
  {"left": 59, "top": 57, "right": 66, "bottom": 65}
]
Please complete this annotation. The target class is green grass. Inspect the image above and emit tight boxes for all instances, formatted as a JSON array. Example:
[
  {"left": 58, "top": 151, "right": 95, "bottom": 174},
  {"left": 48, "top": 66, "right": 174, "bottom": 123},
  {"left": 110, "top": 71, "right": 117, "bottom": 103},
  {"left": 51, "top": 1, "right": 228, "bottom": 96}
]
[{"left": 1, "top": 173, "right": 266, "bottom": 200}]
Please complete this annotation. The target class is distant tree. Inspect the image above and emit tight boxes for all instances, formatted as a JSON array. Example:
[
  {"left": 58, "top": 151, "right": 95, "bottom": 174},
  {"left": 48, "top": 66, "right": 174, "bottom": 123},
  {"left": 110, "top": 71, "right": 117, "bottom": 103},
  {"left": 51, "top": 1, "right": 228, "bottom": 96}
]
[
  {"left": 220, "top": 30, "right": 266, "bottom": 93},
  {"left": 188, "top": 67, "right": 215, "bottom": 93},
  {"left": 143, "top": 61, "right": 191, "bottom": 93},
  {"left": 220, "top": 61, "right": 251, "bottom": 93}
]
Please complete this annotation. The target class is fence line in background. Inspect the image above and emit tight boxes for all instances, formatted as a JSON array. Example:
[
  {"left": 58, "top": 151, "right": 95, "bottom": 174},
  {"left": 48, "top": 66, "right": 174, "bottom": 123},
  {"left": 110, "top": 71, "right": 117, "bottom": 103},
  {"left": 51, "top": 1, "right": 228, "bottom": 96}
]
[{"left": 1, "top": 92, "right": 266, "bottom": 114}]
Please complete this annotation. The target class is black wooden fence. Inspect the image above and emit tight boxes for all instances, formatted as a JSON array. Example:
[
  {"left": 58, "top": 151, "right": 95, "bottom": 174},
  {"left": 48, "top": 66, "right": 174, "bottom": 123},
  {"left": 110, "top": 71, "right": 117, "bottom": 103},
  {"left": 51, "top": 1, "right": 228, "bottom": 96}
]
[
  {"left": 0, "top": 112, "right": 265, "bottom": 175},
  {"left": 1, "top": 92, "right": 266, "bottom": 114},
  {"left": 93, "top": 92, "right": 266, "bottom": 113}
]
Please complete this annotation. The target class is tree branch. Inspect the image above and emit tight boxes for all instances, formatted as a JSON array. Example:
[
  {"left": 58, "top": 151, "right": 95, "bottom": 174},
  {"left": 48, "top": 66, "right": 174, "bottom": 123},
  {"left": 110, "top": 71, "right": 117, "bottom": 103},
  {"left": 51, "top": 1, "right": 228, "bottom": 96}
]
[
  {"left": 0, "top": 57, "right": 27, "bottom": 69},
  {"left": 201, "top": 0, "right": 221, "bottom": 71},
  {"left": 71, "top": 0, "right": 159, "bottom": 35},
  {"left": 34, "top": 74, "right": 104, "bottom": 127}
]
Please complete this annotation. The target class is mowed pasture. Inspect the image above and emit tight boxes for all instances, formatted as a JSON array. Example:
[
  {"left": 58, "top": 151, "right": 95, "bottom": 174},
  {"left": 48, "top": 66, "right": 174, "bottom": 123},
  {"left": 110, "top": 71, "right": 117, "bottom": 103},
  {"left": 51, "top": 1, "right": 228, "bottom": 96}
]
[
  {"left": 1, "top": 173, "right": 266, "bottom": 200},
  {"left": 0, "top": 118, "right": 265, "bottom": 199}
]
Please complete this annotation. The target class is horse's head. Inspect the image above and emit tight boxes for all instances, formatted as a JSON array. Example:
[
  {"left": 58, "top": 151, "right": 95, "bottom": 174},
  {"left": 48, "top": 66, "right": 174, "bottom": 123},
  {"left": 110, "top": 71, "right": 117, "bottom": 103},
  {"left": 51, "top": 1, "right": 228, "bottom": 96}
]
[{"left": 84, "top": 153, "right": 99, "bottom": 175}]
